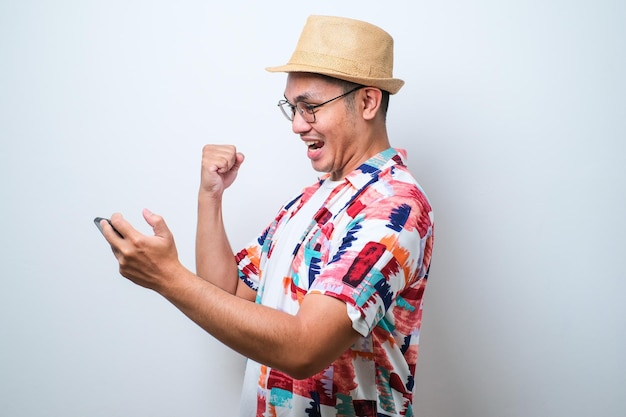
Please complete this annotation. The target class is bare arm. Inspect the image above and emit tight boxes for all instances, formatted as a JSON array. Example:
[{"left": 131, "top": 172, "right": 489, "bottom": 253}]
[
  {"left": 194, "top": 145, "right": 254, "bottom": 300},
  {"left": 164, "top": 270, "right": 359, "bottom": 379},
  {"left": 101, "top": 211, "right": 360, "bottom": 379}
]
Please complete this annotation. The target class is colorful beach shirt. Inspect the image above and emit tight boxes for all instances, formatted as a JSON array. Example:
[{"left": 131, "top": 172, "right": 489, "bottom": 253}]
[{"left": 236, "top": 148, "right": 434, "bottom": 417}]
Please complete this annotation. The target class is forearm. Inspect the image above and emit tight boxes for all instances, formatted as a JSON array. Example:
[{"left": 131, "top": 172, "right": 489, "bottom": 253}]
[
  {"left": 195, "top": 194, "right": 240, "bottom": 294},
  {"left": 160, "top": 268, "right": 351, "bottom": 379},
  {"left": 107, "top": 208, "right": 358, "bottom": 380}
]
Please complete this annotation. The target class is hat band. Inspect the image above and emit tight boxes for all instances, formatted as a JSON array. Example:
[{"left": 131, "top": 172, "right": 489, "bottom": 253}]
[{"left": 289, "top": 51, "right": 392, "bottom": 79}]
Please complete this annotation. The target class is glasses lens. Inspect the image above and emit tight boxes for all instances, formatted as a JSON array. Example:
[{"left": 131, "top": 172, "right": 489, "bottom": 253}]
[
  {"left": 277, "top": 100, "right": 318, "bottom": 122},
  {"left": 278, "top": 100, "right": 295, "bottom": 121},
  {"left": 296, "top": 102, "right": 315, "bottom": 123}
]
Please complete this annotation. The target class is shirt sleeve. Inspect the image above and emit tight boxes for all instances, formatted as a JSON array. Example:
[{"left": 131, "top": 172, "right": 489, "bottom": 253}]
[
  {"left": 308, "top": 191, "right": 433, "bottom": 336},
  {"left": 235, "top": 223, "right": 272, "bottom": 292}
]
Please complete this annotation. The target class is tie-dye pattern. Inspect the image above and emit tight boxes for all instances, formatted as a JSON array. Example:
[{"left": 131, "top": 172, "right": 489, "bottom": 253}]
[{"left": 236, "top": 148, "right": 434, "bottom": 417}]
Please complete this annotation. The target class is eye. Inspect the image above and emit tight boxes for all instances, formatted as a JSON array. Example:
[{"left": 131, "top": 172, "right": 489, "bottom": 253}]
[{"left": 300, "top": 102, "right": 316, "bottom": 114}]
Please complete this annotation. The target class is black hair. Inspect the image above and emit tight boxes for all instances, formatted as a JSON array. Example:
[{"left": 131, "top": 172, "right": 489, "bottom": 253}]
[{"left": 317, "top": 74, "right": 390, "bottom": 121}]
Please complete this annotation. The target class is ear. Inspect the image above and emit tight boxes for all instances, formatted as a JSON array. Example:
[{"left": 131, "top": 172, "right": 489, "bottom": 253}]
[{"left": 361, "top": 87, "right": 383, "bottom": 121}]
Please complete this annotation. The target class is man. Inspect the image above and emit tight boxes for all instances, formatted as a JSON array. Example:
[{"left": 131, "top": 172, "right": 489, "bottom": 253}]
[{"left": 99, "top": 15, "right": 434, "bottom": 417}]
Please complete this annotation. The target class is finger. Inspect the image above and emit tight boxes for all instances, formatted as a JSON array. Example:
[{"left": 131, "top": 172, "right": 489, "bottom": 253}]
[
  {"left": 101, "top": 215, "right": 125, "bottom": 241},
  {"left": 218, "top": 148, "right": 239, "bottom": 173},
  {"left": 203, "top": 145, "right": 237, "bottom": 172},
  {"left": 100, "top": 218, "right": 123, "bottom": 239},
  {"left": 215, "top": 151, "right": 244, "bottom": 174},
  {"left": 109, "top": 213, "right": 139, "bottom": 240},
  {"left": 215, "top": 154, "right": 237, "bottom": 174},
  {"left": 142, "top": 208, "right": 171, "bottom": 239},
  {"left": 205, "top": 155, "right": 232, "bottom": 175}
]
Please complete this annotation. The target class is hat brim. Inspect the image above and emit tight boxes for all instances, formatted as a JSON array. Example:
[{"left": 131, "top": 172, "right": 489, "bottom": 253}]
[{"left": 266, "top": 64, "right": 404, "bottom": 95}]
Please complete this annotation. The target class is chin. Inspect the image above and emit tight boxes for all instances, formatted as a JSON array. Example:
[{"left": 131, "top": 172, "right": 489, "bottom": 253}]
[{"left": 310, "top": 161, "right": 328, "bottom": 173}]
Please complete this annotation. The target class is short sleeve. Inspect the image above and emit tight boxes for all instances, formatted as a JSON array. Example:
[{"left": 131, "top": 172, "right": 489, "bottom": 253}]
[
  {"left": 235, "top": 228, "right": 268, "bottom": 292},
  {"left": 309, "top": 190, "right": 432, "bottom": 336}
]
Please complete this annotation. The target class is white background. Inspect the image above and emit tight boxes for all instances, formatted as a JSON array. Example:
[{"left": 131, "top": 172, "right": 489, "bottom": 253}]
[{"left": 1, "top": 1, "right": 624, "bottom": 416}]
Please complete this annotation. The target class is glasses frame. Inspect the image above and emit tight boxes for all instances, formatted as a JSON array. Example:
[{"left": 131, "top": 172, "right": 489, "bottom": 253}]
[{"left": 277, "top": 85, "right": 365, "bottom": 123}]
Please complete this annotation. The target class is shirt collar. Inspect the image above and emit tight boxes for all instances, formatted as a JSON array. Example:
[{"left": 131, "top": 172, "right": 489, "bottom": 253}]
[{"left": 318, "top": 147, "right": 407, "bottom": 190}]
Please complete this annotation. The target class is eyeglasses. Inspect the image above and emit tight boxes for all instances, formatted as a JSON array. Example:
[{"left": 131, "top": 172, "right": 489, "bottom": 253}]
[{"left": 277, "top": 85, "right": 365, "bottom": 123}]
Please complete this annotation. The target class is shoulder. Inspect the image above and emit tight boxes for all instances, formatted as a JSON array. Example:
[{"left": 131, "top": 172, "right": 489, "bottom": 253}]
[{"left": 348, "top": 166, "right": 433, "bottom": 238}]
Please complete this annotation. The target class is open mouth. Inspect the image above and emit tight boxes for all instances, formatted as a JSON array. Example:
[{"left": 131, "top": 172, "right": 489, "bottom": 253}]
[{"left": 306, "top": 140, "right": 324, "bottom": 150}]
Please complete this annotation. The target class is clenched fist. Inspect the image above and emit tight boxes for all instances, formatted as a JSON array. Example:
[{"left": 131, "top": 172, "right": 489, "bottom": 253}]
[{"left": 200, "top": 144, "right": 245, "bottom": 197}]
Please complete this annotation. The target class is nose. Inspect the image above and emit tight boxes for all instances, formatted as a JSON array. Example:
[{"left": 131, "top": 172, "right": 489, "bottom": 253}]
[{"left": 291, "top": 111, "right": 312, "bottom": 134}]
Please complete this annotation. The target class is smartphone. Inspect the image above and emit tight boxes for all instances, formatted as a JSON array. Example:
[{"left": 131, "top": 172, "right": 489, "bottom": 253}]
[{"left": 94, "top": 217, "right": 123, "bottom": 238}]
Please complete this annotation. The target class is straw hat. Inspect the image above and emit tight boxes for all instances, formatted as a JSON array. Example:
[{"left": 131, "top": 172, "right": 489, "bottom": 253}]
[{"left": 266, "top": 15, "right": 404, "bottom": 94}]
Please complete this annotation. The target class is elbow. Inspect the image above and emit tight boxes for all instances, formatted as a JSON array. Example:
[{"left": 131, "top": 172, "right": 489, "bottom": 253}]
[
  {"left": 279, "top": 355, "right": 332, "bottom": 380},
  {"left": 284, "top": 366, "right": 322, "bottom": 381}
]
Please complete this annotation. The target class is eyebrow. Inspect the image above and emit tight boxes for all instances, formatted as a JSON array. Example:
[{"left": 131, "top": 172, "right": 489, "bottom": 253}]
[{"left": 283, "top": 92, "right": 316, "bottom": 104}]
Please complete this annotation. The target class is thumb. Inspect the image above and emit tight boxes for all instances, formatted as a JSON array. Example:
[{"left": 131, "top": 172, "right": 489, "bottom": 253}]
[
  {"left": 232, "top": 152, "right": 245, "bottom": 172},
  {"left": 142, "top": 208, "right": 171, "bottom": 238}
]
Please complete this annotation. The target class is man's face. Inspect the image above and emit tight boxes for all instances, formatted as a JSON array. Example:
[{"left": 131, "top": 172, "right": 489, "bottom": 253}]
[{"left": 283, "top": 73, "right": 367, "bottom": 181}]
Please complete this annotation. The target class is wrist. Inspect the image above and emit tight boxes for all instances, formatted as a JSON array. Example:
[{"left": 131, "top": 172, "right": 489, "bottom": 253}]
[
  {"left": 158, "top": 263, "right": 197, "bottom": 300},
  {"left": 198, "top": 189, "right": 224, "bottom": 207}
]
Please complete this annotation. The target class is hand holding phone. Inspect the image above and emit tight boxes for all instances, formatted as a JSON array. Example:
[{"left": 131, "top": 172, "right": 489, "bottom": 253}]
[{"left": 94, "top": 217, "right": 123, "bottom": 238}]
